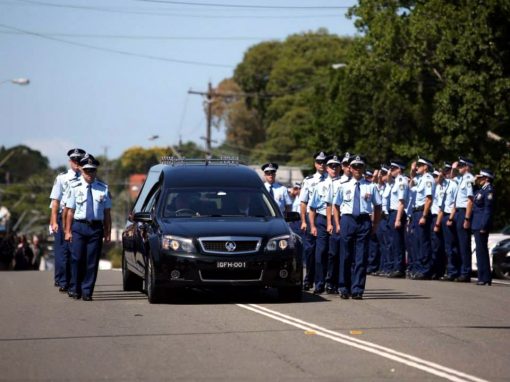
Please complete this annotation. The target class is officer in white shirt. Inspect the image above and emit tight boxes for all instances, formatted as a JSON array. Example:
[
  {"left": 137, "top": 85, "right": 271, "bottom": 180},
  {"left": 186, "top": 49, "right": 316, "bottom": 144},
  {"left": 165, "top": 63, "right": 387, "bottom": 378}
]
[
  {"left": 261, "top": 162, "right": 292, "bottom": 214},
  {"left": 48, "top": 148, "right": 85, "bottom": 291},
  {"left": 447, "top": 156, "right": 475, "bottom": 282},
  {"left": 299, "top": 151, "right": 328, "bottom": 291},
  {"left": 65, "top": 155, "right": 112, "bottom": 301},
  {"left": 333, "top": 155, "right": 382, "bottom": 299}
]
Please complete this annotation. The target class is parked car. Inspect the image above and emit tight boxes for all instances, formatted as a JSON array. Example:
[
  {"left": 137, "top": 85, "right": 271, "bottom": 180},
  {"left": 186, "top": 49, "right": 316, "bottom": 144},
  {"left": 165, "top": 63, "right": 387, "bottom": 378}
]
[
  {"left": 122, "top": 158, "right": 303, "bottom": 303},
  {"left": 491, "top": 238, "right": 510, "bottom": 280}
]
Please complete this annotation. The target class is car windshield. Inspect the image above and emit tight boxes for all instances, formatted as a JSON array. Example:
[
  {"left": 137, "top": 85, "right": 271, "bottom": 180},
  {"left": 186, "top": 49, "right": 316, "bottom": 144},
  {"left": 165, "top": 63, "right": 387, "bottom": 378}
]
[{"left": 161, "top": 188, "right": 277, "bottom": 218}]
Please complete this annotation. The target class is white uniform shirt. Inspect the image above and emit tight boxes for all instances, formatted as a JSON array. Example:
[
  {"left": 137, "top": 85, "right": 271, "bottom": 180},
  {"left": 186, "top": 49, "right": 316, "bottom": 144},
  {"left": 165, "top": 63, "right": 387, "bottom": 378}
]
[
  {"left": 66, "top": 177, "right": 112, "bottom": 220},
  {"left": 264, "top": 182, "right": 292, "bottom": 213},
  {"left": 49, "top": 169, "right": 81, "bottom": 213},
  {"left": 299, "top": 172, "right": 326, "bottom": 212},
  {"left": 333, "top": 178, "right": 381, "bottom": 215}
]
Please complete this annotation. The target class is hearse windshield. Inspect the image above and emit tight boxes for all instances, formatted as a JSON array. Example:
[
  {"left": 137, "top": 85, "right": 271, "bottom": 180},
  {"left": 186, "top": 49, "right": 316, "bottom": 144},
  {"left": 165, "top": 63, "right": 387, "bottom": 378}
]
[{"left": 161, "top": 188, "right": 278, "bottom": 218}]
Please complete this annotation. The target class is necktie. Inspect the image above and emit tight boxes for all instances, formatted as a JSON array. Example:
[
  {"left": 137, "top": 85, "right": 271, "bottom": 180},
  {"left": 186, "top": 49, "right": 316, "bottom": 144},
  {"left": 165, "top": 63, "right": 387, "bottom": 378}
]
[
  {"left": 269, "top": 185, "right": 274, "bottom": 198},
  {"left": 86, "top": 185, "right": 94, "bottom": 222},
  {"left": 353, "top": 182, "right": 360, "bottom": 217}
]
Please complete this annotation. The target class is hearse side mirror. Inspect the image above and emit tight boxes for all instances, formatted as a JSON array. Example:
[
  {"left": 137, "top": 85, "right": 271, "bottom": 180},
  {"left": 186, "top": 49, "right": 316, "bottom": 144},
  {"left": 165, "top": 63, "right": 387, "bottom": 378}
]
[
  {"left": 284, "top": 211, "right": 300, "bottom": 222},
  {"left": 133, "top": 212, "right": 153, "bottom": 223}
]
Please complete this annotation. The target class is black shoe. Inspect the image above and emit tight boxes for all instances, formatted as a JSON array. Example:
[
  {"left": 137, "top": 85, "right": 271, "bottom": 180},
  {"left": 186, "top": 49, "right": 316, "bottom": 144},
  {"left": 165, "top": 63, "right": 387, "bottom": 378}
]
[
  {"left": 351, "top": 293, "right": 363, "bottom": 300},
  {"left": 82, "top": 295, "right": 93, "bottom": 301},
  {"left": 412, "top": 273, "right": 430, "bottom": 280},
  {"left": 303, "top": 283, "right": 312, "bottom": 291},
  {"left": 325, "top": 287, "right": 338, "bottom": 294},
  {"left": 313, "top": 288, "right": 324, "bottom": 295},
  {"left": 439, "top": 275, "right": 455, "bottom": 281},
  {"left": 54, "top": 281, "right": 60, "bottom": 287},
  {"left": 455, "top": 276, "right": 471, "bottom": 283},
  {"left": 68, "top": 291, "right": 81, "bottom": 299},
  {"left": 388, "top": 271, "right": 405, "bottom": 278},
  {"left": 476, "top": 281, "right": 491, "bottom": 286},
  {"left": 339, "top": 293, "right": 350, "bottom": 300},
  {"left": 58, "top": 286, "right": 68, "bottom": 293}
]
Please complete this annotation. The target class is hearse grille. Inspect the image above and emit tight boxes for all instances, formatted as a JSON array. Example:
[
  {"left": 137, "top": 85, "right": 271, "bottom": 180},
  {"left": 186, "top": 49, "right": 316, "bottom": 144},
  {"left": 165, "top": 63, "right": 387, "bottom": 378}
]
[{"left": 198, "top": 237, "right": 262, "bottom": 255}]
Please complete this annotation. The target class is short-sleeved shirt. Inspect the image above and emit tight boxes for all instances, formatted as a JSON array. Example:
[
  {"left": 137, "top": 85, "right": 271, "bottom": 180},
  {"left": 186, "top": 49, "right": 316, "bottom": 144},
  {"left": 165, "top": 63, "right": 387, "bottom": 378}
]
[
  {"left": 66, "top": 177, "right": 112, "bottom": 220},
  {"left": 389, "top": 174, "right": 409, "bottom": 210},
  {"left": 49, "top": 169, "right": 81, "bottom": 213},
  {"left": 440, "top": 179, "right": 457, "bottom": 214},
  {"left": 264, "top": 182, "right": 292, "bottom": 213},
  {"left": 413, "top": 173, "right": 435, "bottom": 208},
  {"left": 431, "top": 180, "right": 444, "bottom": 215},
  {"left": 381, "top": 183, "right": 391, "bottom": 214},
  {"left": 299, "top": 172, "right": 326, "bottom": 212},
  {"left": 333, "top": 178, "right": 381, "bottom": 215},
  {"left": 455, "top": 173, "right": 474, "bottom": 208},
  {"left": 308, "top": 177, "right": 336, "bottom": 216}
]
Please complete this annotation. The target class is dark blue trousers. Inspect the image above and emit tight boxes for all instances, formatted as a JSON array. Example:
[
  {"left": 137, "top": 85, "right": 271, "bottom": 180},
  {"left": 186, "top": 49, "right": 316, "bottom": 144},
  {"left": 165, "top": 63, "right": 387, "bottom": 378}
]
[
  {"left": 54, "top": 214, "right": 71, "bottom": 287},
  {"left": 412, "top": 211, "right": 433, "bottom": 276},
  {"left": 303, "top": 215, "right": 316, "bottom": 287},
  {"left": 339, "top": 214, "right": 371, "bottom": 295},
  {"left": 71, "top": 221, "right": 104, "bottom": 297},
  {"left": 405, "top": 218, "right": 416, "bottom": 274},
  {"left": 388, "top": 210, "right": 407, "bottom": 273},
  {"left": 473, "top": 230, "right": 491, "bottom": 284},
  {"left": 314, "top": 214, "right": 329, "bottom": 291},
  {"left": 455, "top": 209, "right": 472, "bottom": 277},
  {"left": 430, "top": 215, "right": 445, "bottom": 278},
  {"left": 326, "top": 221, "right": 341, "bottom": 290},
  {"left": 367, "top": 229, "right": 380, "bottom": 274},
  {"left": 441, "top": 215, "right": 460, "bottom": 278},
  {"left": 376, "top": 216, "right": 390, "bottom": 273}
]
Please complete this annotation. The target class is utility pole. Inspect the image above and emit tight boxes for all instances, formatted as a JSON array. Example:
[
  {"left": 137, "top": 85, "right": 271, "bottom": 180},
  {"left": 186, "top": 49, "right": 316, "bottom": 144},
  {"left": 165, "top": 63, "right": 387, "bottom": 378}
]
[{"left": 188, "top": 82, "right": 217, "bottom": 159}]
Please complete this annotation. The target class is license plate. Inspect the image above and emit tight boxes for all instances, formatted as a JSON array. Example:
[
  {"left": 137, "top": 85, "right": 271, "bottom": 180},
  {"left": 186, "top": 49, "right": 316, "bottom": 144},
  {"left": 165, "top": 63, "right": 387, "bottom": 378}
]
[{"left": 216, "top": 261, "right": 247, "bottom": 269}]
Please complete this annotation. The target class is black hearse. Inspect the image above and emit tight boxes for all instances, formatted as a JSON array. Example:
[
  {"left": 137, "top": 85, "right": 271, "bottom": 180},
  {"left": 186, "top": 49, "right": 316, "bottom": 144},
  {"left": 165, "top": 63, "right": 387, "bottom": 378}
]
[{"left": 122, "top": 158, "right": 303, "bottom": 303}]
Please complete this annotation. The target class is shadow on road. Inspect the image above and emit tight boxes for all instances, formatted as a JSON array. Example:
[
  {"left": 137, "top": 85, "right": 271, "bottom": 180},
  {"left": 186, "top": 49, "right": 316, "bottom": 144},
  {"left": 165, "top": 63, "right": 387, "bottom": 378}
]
[{"left": 362, "top": 288, "right": 430, "bottom": 300}]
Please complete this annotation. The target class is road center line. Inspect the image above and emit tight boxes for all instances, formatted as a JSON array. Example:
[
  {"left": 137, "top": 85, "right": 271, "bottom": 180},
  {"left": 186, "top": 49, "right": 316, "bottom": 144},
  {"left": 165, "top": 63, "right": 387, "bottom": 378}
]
[{"left": 237, "top": 304, "right": 489, "bottom": 382}]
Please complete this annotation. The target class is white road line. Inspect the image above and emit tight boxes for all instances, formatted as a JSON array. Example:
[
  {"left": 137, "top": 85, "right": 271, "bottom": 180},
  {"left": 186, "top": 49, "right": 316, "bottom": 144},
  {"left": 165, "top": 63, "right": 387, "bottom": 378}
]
[{"left": 237, "top": 304, "right": 490, "bottom": 382}]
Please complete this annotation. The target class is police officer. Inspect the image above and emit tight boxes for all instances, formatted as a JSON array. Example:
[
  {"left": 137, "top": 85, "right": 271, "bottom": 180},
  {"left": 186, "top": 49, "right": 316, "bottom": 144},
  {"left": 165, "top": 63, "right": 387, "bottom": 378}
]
[
  {"left": 49, "top": 148, "right": 85, "bottom": 291},
  {"left": 472, "top": 169, "right": 495, "bottom": 286},
  {"left": 372, "top": 164, "right": 392, "bottom": 276},
  {"left": 448, "top": 156, "right": 475, "bottom": 282},
  {"left": 299, "top": 151, "right": 328, "bottom": 291},
  {"left": 65, "top": 155, "right": 112, "bottom": 301},
  {"left": 409, "top": 156, "right": 435, "bottom": 280},
  {"left": 387, "top": 160, "right": 409, "bottom": 278},
  {"left": 289, "top": 182, "right": 301, "bottom": 213},
  {"left": 261, "top": 162, "right": 292, "bottom": 214},
  {"left": 437, "top": 165, "right": 459, "bottom": 281},
  {"left": 333, "top": 155, "right": 381, "bottom": 299},
  {"left": 308, "top": 154, "right": 341, "bottom": 294}
]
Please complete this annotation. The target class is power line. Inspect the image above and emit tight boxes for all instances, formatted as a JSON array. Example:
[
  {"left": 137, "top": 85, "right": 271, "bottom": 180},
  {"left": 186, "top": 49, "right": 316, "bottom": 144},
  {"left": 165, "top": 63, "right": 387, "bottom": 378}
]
[
  {"left": 0, "top": 30, "right": 273, "bottom": 41},
  {"left": 4, "top": 0, "right": 347, "bottom": 18},
  {"left": 0, "top": 23, "right": 234, "bottom": 68},
  {"left": 136, "top": 0, "right": 351, "bottom": 10}
]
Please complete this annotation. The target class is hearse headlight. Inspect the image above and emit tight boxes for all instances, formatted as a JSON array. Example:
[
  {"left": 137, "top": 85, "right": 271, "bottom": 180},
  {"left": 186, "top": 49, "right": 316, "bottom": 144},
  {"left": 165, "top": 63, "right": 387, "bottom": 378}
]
[
  {"left": 266, "top": 235, "right": 293, "bottom": 252},
  {"left": 162, "top": 235, "right": 195, "bottom": 253}
]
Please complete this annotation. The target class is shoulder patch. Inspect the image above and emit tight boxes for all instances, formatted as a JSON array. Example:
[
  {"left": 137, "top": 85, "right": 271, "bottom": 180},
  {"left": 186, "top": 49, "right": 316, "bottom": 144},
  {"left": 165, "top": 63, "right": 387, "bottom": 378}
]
[{"left": 488, "top": 193, "right": 493, "bottom": 200}]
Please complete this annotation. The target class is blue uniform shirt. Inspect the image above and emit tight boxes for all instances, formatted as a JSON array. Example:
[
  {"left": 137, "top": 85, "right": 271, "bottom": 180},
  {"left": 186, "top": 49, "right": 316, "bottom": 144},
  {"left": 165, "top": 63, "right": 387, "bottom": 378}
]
[
  {"left": 49, "top": 169, "right": 81, "bottom": 213},
  {"left": 389, "top": 174, "right": 409, "bottom": 211},
  {"left": 455, "top": 173, "right": 474, "bottom": 208},
  {"left": 406, "top": 186, "right": 416, "bottom": 216},
  {"left": 264, "top": 182, "right": 292, "bottom": 213},
  {"left": 431, "top": 180, "right": 443, "bottom": 215},
  {"left": 333, "top": 178, "right": 381, "bottom": 214},
  {"left": 308, "top": 176, "right": 335, "bottom": 216},
  {"left": 291, "top": 195, "right": 301, "bottom": 213},
  {"left": 440, "top": 179, "right": 457, "bottom": 214},
  {"left": 413, "top": 173, "right": 435, "bottom": 208},
  {"left": 299, "top": 172, "right": 326, "bottom": 212},
  {"left": 381, "top": 183, "right": 391, "bottom": 214},
  {"left": 66, "top": 177, "right": 112, "bottom": 220}
]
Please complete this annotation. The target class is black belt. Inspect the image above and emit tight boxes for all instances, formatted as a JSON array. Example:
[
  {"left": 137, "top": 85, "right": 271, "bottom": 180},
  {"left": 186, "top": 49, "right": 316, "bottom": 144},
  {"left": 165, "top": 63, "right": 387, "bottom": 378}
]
[
  {"left": 342, "top": 213, "right": 370, "bottom": 220},
  {"left": 413, "top": 206, "right": 424, "bottom": 212},
  {"left": 457, "top": 207, "right": 466, "bottom": 211},
  {"left": 74, "top": 219, "right": 103, "bottom": 227}
]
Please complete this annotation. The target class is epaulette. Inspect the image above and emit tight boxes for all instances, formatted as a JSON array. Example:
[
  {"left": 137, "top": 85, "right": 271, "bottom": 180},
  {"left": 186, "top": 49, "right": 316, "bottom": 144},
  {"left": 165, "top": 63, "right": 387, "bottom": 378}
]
[
  {"left": 304, "top": 175, "right": 314, "bottom": 180},
  {"left": 71, "top": 182, "right": 82, "bottom": 188},
  {"left": 58, "top": 171, "right": 67, "bottom": 176},
  {"left": 69, "top": 177, "right": 80, "bottom": 183}
]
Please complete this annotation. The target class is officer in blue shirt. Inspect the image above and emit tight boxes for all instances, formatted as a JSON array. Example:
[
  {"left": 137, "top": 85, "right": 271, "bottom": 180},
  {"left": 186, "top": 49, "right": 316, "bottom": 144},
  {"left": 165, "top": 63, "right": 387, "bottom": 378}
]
[
  {"left": 447, "top": 156, "right": 475, "bottom": 282},
  {"left": 261, "top": 162, "right": 292, "bottom": 214},
  {"left": 308, "top": 154, "right": 340, "bottom": 294},
  {"left": 299, "top": 151, "right": 328, "bottom": 291},
  {"left": 49, "top": 148, "right": 85, "bottom": 291},
  {"left": 472, "top": 169, "right": 495, "bottom": 286},
  {"left": 372, "top": 164, "right": 392, "bottom": 276},
  {"left": 333, "top": 155, "right": 382, "bottom": 299},
  {"left": 437, "top": 166, "right": 459, "bottom": 281},
  {"left": 409, "top": 156, "right": 436, "bottom": 280},
  {"left": 430, "top": 169, "right": 446, "bottom": 279},
  {"left": 290, "top": 183, "right": 301, "bottom": 213},
  {"left": 65, "top": 155, "right": 112, "bottom": 301},
  {"left": 387, "top": 159, "right": 409, "bottom": 278}
]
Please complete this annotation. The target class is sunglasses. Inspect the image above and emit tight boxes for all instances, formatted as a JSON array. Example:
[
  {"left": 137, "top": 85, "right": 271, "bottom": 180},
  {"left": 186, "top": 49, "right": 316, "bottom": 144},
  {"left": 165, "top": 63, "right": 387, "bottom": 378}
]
[
  {"left": 83, "top": 168, "right": 97, "bottom": 174},
  {"left": 264, "top": 171, "right": 276, "bottom": 175},
  {"left": 328, "top": 164, "right": 339, "bottom": 169},
  {"left": 315, "top": 160, "right": 325, "bottom": 165},
  {"left": 351, "top": 164, "right": 364, "bottom": 170}
]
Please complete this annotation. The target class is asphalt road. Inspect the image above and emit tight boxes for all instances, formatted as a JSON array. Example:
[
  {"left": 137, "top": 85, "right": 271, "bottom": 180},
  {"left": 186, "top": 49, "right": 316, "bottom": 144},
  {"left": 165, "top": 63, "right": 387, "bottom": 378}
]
[{"left": 0, "top": 270, "right": 508, "bottom": 381}]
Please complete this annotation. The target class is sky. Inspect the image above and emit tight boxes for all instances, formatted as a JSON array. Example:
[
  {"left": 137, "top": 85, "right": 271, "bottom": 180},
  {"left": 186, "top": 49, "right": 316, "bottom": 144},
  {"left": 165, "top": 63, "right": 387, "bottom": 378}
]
[{"left": 0, "top": 0, "right": 358, "bottom": 168}]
